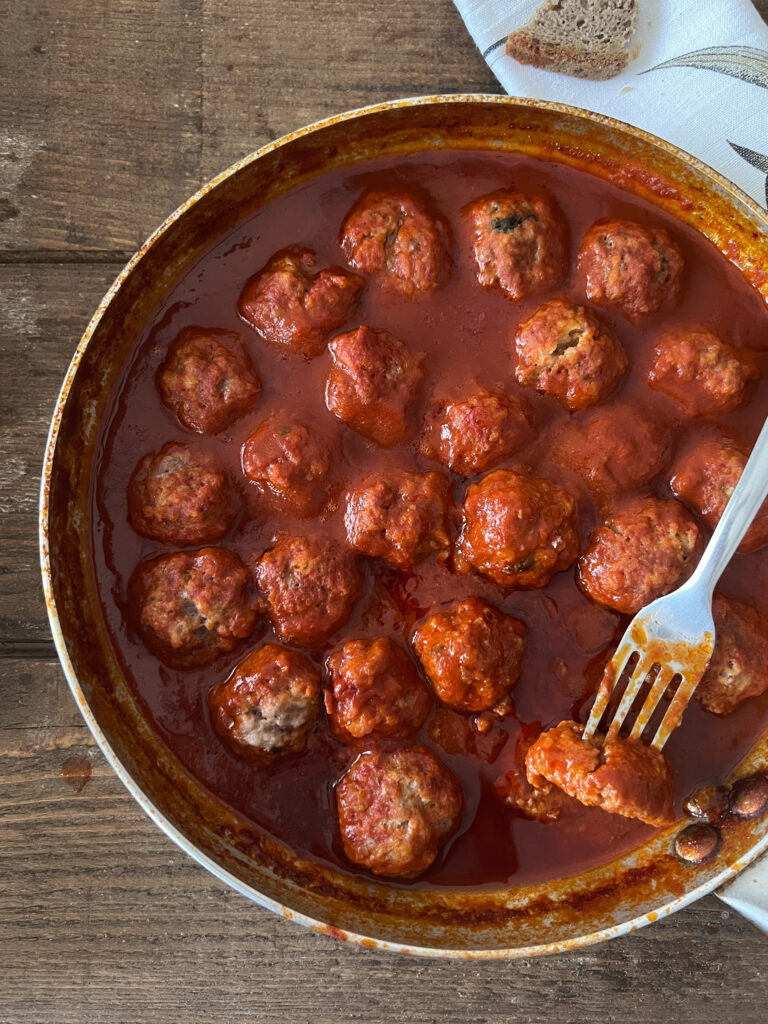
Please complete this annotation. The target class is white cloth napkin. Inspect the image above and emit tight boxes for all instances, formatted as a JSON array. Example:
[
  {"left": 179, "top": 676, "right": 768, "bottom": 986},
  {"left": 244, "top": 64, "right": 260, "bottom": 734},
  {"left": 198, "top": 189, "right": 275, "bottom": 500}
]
[{"left": 453, "top": 0, "right": 768, "bottom": 207}]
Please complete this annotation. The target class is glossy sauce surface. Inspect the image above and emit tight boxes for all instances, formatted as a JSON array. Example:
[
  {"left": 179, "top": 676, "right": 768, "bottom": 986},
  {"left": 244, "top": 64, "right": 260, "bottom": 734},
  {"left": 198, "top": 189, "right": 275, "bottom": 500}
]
[{"left": 92, "top": 149, "right": 768, "bottom": 889}]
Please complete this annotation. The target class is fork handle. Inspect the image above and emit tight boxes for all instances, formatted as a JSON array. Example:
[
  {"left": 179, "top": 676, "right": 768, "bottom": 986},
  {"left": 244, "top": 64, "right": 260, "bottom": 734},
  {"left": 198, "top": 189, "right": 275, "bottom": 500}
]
[{"left": 687, "top": 414, "right": 768, "bottom": 599}]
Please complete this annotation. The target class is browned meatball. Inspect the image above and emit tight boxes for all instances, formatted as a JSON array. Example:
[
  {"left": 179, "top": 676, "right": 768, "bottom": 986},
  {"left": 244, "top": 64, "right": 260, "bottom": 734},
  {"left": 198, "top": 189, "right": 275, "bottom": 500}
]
[
  {"left": 496, "top": 727, "right": 577, "bottom": 823},
  {"left": 339, "top": 190, "right": 451, "bottom": 296},
  {"left": 578, "top": 220, "right": 683, "bottom": 320},
  {"left": 671, "top": 436, "right": 768, "bottom": 553},
  {"left": 552, "top": 403, "right": 667, "bottom": 502},
  {"left": 241, "top": 413, "right": 331, "bottom": 518},
  {"left": 336, "top": 747, "right": 463, "bottom": 878},
  {"left": 157, "top": 327, "right": 260, "bottom": 435},
  {"left": 254, "top": 535, "right": 362, "bottom": 647},
  {"left": 579, "top": 497, "right": 700, "bottom": 615},
  {"left": 526, "top": 720, "right": 675, "bottom": 826},
  {"left": 344, "top": 470, "right": 450, "bottom": 570},
  {"left": 238, "top": 248, "right": 363, "bottom": 357},
  {"left": 324, "top": 637, "right": 431, "bottom": 743},
  {"left": 422, "top": 391, "right": 532, "bottom": 476},
  {"left": 514, "top": 296, "right": 628, "bottom": 410},
  {"left": 130, "top": 548, "right": 257, "bottom": 668},
  {"left": 325, "top": 326, "right": 423, "bottom": 448},
  {"left": 208, "top": 643, "right": 321, "bottom": 760},
  {"left": 465, "top": 190, "right": 568, "bottom": 301},
  {"left": 648, "top": 327, "right": 757, "bottom": 418},
  {"left": 456, "top": 469, "right": 579, "bottom": 588},
  {"left": 412, "top": 597, "right": 526, "bottom": 713},
  {"left": 695, "top": 594, "right": 768, "bottom": 715},
  {"left": 128, "top": 443, "right": 233, "bottom": 546}
]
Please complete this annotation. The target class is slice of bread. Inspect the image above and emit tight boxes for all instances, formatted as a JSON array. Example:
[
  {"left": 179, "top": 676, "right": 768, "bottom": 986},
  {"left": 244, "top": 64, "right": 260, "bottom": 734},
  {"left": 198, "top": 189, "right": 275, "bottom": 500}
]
[{"left": 506, "top": 0, "right": 638, "bottom": 81}]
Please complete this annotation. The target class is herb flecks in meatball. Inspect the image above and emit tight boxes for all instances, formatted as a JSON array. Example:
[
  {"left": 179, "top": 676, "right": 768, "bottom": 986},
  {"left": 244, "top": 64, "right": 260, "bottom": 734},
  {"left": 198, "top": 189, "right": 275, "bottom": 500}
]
[
  {"left": 695, "top": 594, "right": 768, "bottom": 715},
  {"left": 336, "top": 747, "right": 462, "bottom": 878},
  {"left": 130, "top": 548, "right": 257, "bottom": 669},
  {"left": 514, "top": 296, "right": 628, "bottom": 410},
  {"left": 158, "top": 327, "right": 260, "bottom": 435},
  {"left": 422, "top": 391, "right": 531, "bottom": 476},
  {"left": 242, "top": 414, "right": 331, "bottom": 518},
  {"left": 456, "top": 469, "right": 579, "bottom": 588},
  {"left": 412, "top": 597, "right": 526, "bottom": 713},
  {"left": 128, "top": 443, "right": 234, "bottom": 545},
  {"left": 344, "top": 469, "right": 450, "bottom": 569},
  {"left": 325, "top": 326, "right": 423, "bottom": 448},
  {"left": 324, "top": 637, "right": 431, "bottom": 743},
  {"left": 239, "top": 247, "right": 363, "bottom": 357},
  {"left": 255, "top": 534, "right": 362, "bottom": 647},
  {"left": 579, "top": 497, "right": 699, "bottom": 615},
  {"left": 465, "top": 190, "right": 568, "bottom": 301},
  {"left": 526, "top": 720, "right": 675, "bottom": 827},
  {"left": 340, "top": 190, "right": 451, "bottom": 296},
  {"left": 578, "top": 220, "right": 683, "bottom": 320},
  {"left": 208, "top": 644, "right": 320, "bottom": 761},
  {"left": 649, "top": 327, "right": 757, "bottom": 418}
]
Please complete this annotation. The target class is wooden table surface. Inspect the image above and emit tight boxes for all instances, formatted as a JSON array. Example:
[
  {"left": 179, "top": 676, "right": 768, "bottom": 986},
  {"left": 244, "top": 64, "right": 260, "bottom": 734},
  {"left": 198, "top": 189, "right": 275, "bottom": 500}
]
[{"left": 3, "top": 2, "right": 768, "bottom": 1020}]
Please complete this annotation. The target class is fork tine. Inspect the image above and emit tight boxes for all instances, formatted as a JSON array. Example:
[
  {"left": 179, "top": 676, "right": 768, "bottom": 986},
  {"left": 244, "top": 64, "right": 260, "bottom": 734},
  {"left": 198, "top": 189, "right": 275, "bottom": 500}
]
[
  {"left": 582, "top": 643, "right": 635, "bottom": 740},
  {"left": 604, "top": 652, "right": 656, "bottom": 742},
  {"left": 628, "top": 665, "right": 675, "bottom": 742},
  {"left": 651, "top": 672, "right": 701, "bottom": 750}
]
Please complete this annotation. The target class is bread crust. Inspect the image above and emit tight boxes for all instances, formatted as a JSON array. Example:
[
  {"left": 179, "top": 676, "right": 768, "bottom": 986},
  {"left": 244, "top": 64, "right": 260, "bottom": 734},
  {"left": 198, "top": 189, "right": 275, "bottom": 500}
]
[{"left": 506, "top": 32, "right": 629, "bottom": 80}]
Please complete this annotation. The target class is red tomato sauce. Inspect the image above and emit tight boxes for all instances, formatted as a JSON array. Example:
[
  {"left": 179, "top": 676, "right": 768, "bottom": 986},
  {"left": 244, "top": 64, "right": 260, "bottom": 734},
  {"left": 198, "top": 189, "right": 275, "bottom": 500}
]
[{"left": 91, "top": 149, "right": 768, "bottom": 889}]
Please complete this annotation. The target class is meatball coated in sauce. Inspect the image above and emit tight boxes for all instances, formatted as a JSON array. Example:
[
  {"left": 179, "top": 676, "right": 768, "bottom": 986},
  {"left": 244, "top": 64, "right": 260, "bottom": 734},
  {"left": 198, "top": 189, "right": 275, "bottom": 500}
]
[
  {"left": 241, "top": 413, "right": 331, "bottom": 518},
  {"left": 497, "top": 727, "right": 576, "bottom": 823},
  {"left": 695, "top": 594, "right": 768, "bottom": 715},
  {"left": 128, "top": 443, "right": 234, "bottom": 545},
  {"left": 344, "top": 469, "right": 450, "bottom": 570},
  {"left": 672, "top": 436, "right": 768, "bottom": 552},
  {"left": 324, "top": 637, "right": 431, "bottom": 743},
  {"left": 514, "top": 296, "right": 628, "bottom": 410},
  {"left": 325, "top": 326, "right": 423, "bottom": 448},
  {"left": 336, "top": 746, "right": 463, "bottom": 878},
  {"left": 238, "top": 248, "right": 363, "bottom": 357},
  {"left": 579, "top": 497, "right": 700, "bottom": 615},
  {"left": 208, "top": 644, "right": 320, "bottom": 761},
  {"left": 465, "top": 190, "right": 568, "bottom": 301},
  {"left": 412, "top": 597, "right": 526, "bottom": 713},
  {"left": 339, "top": 190, "right": 451, "bottom": 296},
  {"left": 578, "top": 220, "right": 683, "bottom": 320},
  {"left": 130, "top": 548, "right": 257, "bottom": 669},
  {"left": 456, "top": 469, "right": 579, "bottom": 589},
  {"left": 254, "top": 535, "right": 362, "bottom": 648},
  {"left": 422, "top": 391, "right": 532, "bottom": 476},
  {"left": 526, "top": 720, "right": 675, "bottom": 827},
  {"left": 157, "top": 327, "right": 260, "bottom": 435},
  {"left": 648, "top": 327, "right": 757, "bottom": 418}
]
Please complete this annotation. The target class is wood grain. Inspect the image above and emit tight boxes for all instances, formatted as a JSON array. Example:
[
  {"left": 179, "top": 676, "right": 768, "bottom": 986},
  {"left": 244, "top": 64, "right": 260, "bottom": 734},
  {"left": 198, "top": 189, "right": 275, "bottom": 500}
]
[{"left": 3, "top": 1, "right": 768, "bottom": 1021}]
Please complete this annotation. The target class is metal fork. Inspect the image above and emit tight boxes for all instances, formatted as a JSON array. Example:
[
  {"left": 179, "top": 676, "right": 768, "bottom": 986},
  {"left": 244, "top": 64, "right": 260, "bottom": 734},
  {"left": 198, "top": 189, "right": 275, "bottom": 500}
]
[{"left": 584, "top": 415, "right": 768, "bottom": 751}]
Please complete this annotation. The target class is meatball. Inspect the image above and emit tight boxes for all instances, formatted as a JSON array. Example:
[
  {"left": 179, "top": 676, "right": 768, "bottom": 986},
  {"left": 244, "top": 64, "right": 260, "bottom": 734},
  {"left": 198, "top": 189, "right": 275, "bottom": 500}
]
[
  {"left": 464, "top": 190, "right": 568, "bottom": 301},
  {"left": 324, "top": 637, "right": 431, "bottom": 743},
  {"left": 325, "top": 326, "right": 423, "bottom": 448},
  {"left": 422, "top": 391, "right": 532, "bottom": 476},
  {"left": 579, "top": 497, "right": 700, "bottom": 615},
  {"left": 552, "top": 403, "right": 667, "bottom": 502},
  {"left": 208, "top": 644, "right": 320, "bottom": 760},
  {"left": 513, "top": 296, "right": 628, "bottom": 410},
  {"left": 130, "top": 548, "right": 257, "bottom": 668},
  {"left": 339, "top": 190, "right": 451, "bottom": 296},
  {"left": 526, "top": 720, "right": 675, "bottom": 827},
  {"left": 238, "top": 248, "right": 363, "bottom": 357},
  {"left": 242, "top": 413, "right": 331, "bottom": 518},
  {"left": 497, "top": 727, "right": 576, "bottom": 823},
  {"left": 578, "top": 220, "right": 683, "bottom": 319},
  {"left": 648, "top": 327, "right": 757, "bottom": 418},
  {"left": 412, "top": 597, "right": 526, "bottom": 713},
  {"left": 157, "top": 327, "right": 260, "bottom": 435},
  {"left": 695, "top": 594, "right": 768, "bottom": 715},
  {"left": 254, "top": 534, "right": 362, "bottom": 647},
  {"left": 456, "top": 469, "right": 579, "bottom": 588},
  {"left": 344, "top": 469, "right": 450, "bottom": 570},
  {"left": 336, "top": 747, "right": 463, "bottom": 878}
]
